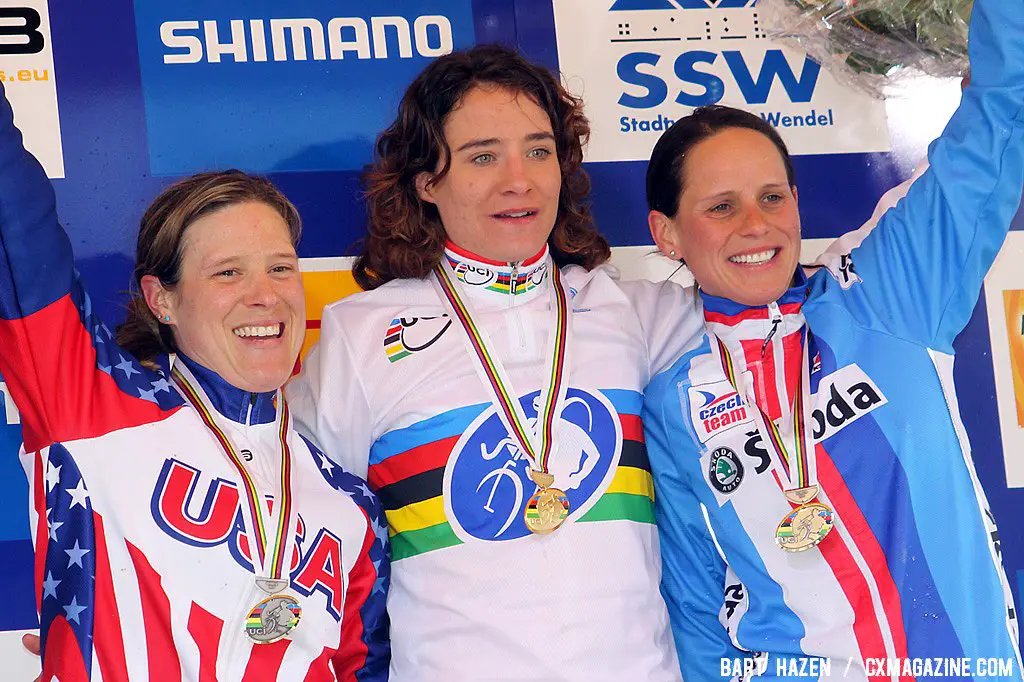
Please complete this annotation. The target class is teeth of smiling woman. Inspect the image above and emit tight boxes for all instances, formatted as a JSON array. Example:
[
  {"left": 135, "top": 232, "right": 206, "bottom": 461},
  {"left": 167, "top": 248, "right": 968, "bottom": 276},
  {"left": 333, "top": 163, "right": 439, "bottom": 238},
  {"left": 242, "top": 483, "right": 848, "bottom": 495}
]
[
  {"left": 234, "top": 324, "right": 281, "bottom": 338},
  {"left": 498, "top": 211, "right": 533, "bottom": 218},
  {"left": 729, "top": 249, "right": 777, "bottom": 265}
]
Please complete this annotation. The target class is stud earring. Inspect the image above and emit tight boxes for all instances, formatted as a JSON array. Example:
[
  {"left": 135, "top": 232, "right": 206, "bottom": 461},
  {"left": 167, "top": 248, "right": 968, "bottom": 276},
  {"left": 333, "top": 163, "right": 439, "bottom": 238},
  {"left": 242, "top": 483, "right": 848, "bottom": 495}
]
[
  {"left": 669, "top": 250, "right": 677, "bottom": 257},
  {"left": 163, "top": 315, "right": 171, "bottom": 323}
]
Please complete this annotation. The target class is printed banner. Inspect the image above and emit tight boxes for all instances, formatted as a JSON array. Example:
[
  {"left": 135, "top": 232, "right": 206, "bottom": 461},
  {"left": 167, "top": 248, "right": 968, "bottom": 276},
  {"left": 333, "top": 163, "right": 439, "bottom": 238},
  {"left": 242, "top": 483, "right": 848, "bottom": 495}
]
[
  {"left": 133, "top": 0, "right": 475, "bottom": 175},
  {"left": 985, "top": 232, "right": 1024, "bottom": 488},
  {"left": 0, "top": 0, "right": 63, "bottom": 178},
  {"left": 1004, "top": 290, "right": 1024, "bottom": 428},
  {"left": 299, "top": 257, "right": 360, "bottom": 361},
  {"left": 552, "top": 0, "right": 890, "bottom": 161}
]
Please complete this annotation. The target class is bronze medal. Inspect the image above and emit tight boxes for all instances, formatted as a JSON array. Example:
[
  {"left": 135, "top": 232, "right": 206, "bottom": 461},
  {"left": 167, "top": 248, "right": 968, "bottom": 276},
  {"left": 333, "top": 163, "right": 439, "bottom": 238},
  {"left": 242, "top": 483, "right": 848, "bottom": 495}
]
[
  {"left": 775, "top": 502, "right": 835, "bottom": 552},
  {"left": 784, "top": 485, "right": 820, "bottom": 506}
]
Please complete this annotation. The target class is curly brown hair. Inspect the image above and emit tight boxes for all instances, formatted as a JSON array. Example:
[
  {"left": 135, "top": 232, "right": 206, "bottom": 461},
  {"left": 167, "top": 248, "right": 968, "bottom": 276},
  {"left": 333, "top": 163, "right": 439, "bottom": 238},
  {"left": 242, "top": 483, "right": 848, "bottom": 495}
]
[{"left": 353, "top": 44, "right": 610, "bottom": 290}]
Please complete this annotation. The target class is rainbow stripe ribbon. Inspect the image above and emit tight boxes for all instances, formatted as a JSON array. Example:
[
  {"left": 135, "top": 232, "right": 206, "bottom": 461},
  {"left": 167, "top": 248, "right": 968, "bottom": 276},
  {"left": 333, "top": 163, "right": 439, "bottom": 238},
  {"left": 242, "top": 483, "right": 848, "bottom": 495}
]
[
  {"left": 173, "top": 365, "right": 295, "bottom": 585},
  {"left": 434, "top": 259, "right": 570, "bottom": 477},
  {"left": 715, "top": 327, "right": 816, "bottom": 497}
]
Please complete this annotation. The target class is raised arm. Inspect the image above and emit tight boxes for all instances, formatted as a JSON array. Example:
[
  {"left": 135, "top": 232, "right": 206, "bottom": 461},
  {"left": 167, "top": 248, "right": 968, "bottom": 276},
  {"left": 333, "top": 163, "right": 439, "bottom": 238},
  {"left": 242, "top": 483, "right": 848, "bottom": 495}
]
[
  {"left": 827, "top": 0, "right": 1024, "bottom": 350},
  {"left": 0, "top": 85, "right": 175, "bottom": 452}
]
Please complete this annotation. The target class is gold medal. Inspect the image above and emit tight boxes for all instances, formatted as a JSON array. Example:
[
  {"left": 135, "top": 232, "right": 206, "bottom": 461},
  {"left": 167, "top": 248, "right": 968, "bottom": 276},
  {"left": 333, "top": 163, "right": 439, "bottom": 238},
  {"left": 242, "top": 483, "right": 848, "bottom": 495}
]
[
  {"left": 528, "top": 468, "right": 555, "bottom": 488},
  {"left": 775, "top": 502, "right": 834, "bottom": 552},
  {"left": 524, "top": 486, "right": 570, "bottom": 534},
  {"left": 435, "top": 262, "right": 574, "bottom": 538}
]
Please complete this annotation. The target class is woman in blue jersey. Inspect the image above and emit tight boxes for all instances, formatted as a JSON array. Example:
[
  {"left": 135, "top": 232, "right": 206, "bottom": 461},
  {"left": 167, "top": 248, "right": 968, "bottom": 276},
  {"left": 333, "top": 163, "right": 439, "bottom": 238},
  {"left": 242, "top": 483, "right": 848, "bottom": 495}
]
[
  {"left": 0, "top": 84, "right": 389, "bottom": 679},
  {"left": 641, "top": 0, "right": 1024, "bottom": 678}
]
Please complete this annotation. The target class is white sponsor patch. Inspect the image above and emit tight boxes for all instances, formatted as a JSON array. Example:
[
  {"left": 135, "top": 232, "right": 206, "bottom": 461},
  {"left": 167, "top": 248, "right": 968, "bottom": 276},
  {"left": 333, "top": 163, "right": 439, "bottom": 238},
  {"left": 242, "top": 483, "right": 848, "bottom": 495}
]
[
  {"left": 0, "top": 0, "right": 63, "bottom": 178},
  {"left": 688, "top": 379, "right": 753, "bottom": 443},
  {"left": 811, "top": 363, "right": 887, "bottom": 442},
  {"left": 818, "top": 251, "right": 863, "bottom": 290},
  {"left": 552, "top": 0, "right": 890, "bottom": 162}
]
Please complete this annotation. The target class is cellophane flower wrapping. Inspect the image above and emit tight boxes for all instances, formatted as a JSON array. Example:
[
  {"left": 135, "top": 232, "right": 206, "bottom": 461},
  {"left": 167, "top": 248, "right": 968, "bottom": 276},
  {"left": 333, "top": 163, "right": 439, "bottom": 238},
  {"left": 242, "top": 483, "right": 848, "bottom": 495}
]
[{"left": 756, "top": 0, "right": 972, "bottom": 97}]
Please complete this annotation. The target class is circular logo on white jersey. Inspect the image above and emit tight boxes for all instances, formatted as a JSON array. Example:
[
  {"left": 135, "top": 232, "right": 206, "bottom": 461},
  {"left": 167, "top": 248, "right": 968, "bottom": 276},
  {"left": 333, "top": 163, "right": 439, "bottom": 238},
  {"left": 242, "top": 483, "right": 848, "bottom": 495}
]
[
  {"left": 709, "top": 446, "right": 744, "bottom": 494},
  {"left": 444, "top": 388, "right": 620, "bottom": 542}
]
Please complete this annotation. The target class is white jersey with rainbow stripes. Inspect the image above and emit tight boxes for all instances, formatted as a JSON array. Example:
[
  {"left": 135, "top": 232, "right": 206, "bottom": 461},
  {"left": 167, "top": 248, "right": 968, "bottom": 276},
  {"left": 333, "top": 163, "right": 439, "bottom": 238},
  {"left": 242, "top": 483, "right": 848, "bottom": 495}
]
[{"left": 288, "top": 243, "right": 703, "bottom": 681}]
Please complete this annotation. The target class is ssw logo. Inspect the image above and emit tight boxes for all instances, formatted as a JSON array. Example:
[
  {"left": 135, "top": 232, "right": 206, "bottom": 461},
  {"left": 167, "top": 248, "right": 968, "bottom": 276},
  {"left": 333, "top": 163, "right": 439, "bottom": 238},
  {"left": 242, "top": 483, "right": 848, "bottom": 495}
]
[{"left": 0, "top": 9, "right": 45, "bottom": 55}]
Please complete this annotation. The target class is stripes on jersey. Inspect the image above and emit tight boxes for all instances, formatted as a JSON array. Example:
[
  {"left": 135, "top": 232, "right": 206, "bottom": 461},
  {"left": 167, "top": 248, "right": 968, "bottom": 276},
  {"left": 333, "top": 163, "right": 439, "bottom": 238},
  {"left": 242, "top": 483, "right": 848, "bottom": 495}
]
[
  {"left": 368, "top": 391, "right": 655, "bottom": 561},
  {"left": 34, "top": 439, "right": 389, "bottom": 682},
  {"left": 444, "top": 251, "right": 548, "bottom": 296},
  {"left": 0, "top": 291, "right": 182, "bottom": 452}
]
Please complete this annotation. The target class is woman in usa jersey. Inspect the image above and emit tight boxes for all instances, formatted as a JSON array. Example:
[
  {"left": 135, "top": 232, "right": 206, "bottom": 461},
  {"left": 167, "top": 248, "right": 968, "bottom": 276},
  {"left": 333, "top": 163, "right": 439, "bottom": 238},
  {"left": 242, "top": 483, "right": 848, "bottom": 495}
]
[
  {"left": 0, "top": 84, "right": 390, "bottom": 680},
  {"left": 642, "top": 0, "right": 1024, "bottom": 678}
]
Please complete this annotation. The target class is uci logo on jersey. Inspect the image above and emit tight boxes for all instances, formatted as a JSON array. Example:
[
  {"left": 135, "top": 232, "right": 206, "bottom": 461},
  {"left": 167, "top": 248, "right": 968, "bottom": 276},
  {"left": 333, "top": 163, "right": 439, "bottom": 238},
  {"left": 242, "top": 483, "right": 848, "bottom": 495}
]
[
  {"left": 820, "top": 251, "right": 862, "bottom": 290},
  {"left": 688, "top": 380, "right": 753, "bottom": 443},
  {"left": 444, "top": 388, "right": 620, "bottom": 542},
  {"left": 383, "top": 315, "right": 452, "bottom": 363}
]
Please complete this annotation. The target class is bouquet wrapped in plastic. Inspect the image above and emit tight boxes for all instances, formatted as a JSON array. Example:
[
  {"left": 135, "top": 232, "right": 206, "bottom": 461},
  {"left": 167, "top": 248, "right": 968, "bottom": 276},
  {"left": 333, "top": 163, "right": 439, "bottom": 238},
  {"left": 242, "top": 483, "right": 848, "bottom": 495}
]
[{"left": 757, "top": 0, "right": 973, "bottom": 96}]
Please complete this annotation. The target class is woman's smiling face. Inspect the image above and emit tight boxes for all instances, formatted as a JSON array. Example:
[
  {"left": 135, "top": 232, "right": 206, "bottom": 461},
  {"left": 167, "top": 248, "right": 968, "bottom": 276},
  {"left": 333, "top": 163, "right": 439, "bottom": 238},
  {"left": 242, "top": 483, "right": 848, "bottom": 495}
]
[{"left": 652, "top": 127, "right": 802, "bottom": 305}]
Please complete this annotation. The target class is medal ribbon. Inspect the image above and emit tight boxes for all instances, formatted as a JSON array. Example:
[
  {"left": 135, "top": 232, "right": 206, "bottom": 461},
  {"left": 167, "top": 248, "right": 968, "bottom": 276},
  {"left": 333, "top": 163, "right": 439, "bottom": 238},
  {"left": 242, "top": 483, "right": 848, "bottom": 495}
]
[
  {"left": 714, "top": 326, "right": 815, "bottom": 494},
  {"left": 172, "top": 365, "right": 294, "bottom": 582},
  {"left": 433, "top": 259, "right": 570, "bottom": 475}
]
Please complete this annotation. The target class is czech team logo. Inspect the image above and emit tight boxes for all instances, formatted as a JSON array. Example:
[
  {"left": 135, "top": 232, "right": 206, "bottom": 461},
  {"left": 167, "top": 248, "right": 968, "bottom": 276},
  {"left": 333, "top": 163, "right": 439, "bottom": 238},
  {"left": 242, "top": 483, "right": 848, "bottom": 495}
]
[
  {"left": 444, "top": 388, "right": 620, "bottom": 541},
  {"left": 709, "top": 446, "right": 744, "bottom": 493},
  {"left": 689, "top": 380, "right": 752, "bottom": 443}
]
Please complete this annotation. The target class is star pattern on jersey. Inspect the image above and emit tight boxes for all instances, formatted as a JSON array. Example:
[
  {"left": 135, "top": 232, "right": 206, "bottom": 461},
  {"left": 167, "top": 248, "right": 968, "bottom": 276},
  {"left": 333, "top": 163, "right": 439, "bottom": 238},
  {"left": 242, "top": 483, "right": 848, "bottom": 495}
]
[
  {"left": 304, "top": 440, "right": 391, "bottom": 631},
  {"left": 336, "top": 466, "right": 390, "bottom": 626},
  {"left": 39, "top": 442, "right": 96, "bottom": 668},
  {"left": 79, "top": 285, "right": 183, "bottom": 411},
  {"left": 317, "top": 452, "right": 335, "bottom": 475}
]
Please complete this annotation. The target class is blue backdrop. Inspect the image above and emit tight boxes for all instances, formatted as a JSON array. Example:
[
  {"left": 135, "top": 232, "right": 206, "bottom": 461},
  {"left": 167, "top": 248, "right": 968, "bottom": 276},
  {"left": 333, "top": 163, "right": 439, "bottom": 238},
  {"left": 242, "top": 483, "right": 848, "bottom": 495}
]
[{"left": 1, "top": 0, "right": 1021, "bottom": 651}]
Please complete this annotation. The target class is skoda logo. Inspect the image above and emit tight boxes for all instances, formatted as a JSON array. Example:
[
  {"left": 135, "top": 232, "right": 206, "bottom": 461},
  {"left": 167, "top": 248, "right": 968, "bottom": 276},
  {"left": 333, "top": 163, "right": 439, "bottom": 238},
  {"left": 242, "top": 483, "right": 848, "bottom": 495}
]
[{"left": 709, "top": 446, "right": 744, "bottom": 494}]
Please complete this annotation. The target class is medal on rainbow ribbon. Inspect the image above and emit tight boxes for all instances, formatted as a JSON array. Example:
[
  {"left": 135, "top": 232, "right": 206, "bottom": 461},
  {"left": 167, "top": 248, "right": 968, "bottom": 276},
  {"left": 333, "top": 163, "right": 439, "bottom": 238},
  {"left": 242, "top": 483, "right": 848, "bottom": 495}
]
[
  {"left": 434, "top": 259, "right": 573, "bottom": 535},
  {"left": 524, "top": 469, "right": 570, "bottom": 534},
  {"left": 173, "top": 364, "right": 303, "bottom": 642},
  {"left": 714, "top": 329, "right": 835, "bottom": 552}
]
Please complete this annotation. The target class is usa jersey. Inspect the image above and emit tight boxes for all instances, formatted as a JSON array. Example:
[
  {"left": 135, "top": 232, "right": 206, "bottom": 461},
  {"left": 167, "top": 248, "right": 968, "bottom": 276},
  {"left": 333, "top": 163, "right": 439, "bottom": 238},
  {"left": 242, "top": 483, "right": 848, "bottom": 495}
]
[
  {"left": 288, "top": 242, "right": 703, "bottom": 681},
  {"left": 0, "top": 87, "right": 389, "bottom": 681},
  {"left": 643, "top": 0, "right": 1024, "bottom": 678}
]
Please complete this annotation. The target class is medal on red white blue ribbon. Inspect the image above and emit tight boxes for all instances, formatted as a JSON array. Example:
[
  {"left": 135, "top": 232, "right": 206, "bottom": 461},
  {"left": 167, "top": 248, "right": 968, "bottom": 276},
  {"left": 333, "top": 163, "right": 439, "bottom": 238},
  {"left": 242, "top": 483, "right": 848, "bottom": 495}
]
[
  {"left": 712, "top": 327, "right": 835, "bottom": 552},
  {"left": 172, "top": 363, "right": 302, "bottom": 642},
  {"left": 434, "top": 256, "right": 572, "bottom": 534}
]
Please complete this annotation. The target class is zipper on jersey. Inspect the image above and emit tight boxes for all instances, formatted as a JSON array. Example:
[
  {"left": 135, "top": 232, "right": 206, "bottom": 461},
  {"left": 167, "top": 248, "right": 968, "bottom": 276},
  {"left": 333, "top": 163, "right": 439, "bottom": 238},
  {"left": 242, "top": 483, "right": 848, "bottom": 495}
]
[
  {"left": 508, "top": 261, "right": 529, "bottom": 354},
  {"left": 761, "top": 301, "right": 783, "bottom": 358},
  {"left": 245, "top": 392, "right": 257, "bottom": 426},
  {"left": 508, "top": 262, "right": 519, "bottom": 306}
]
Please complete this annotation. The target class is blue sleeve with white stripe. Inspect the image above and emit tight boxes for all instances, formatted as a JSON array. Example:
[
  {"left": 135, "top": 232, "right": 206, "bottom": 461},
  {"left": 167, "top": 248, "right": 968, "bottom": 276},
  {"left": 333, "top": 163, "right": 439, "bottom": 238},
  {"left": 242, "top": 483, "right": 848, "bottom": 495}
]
[
  {"left": 644, "top": 364, "right": 747, "bottom": 681},
  {"left": 825, "top": 0, "right": 1024, "bottom": 351}
]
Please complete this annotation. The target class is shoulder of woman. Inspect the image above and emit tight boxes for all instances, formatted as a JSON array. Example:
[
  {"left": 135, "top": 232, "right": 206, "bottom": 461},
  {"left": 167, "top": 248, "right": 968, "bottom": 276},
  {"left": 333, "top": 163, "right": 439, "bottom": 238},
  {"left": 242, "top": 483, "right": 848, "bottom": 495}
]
[{"left": 321, "top": 276, "right": 438, "bottom": 319}]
